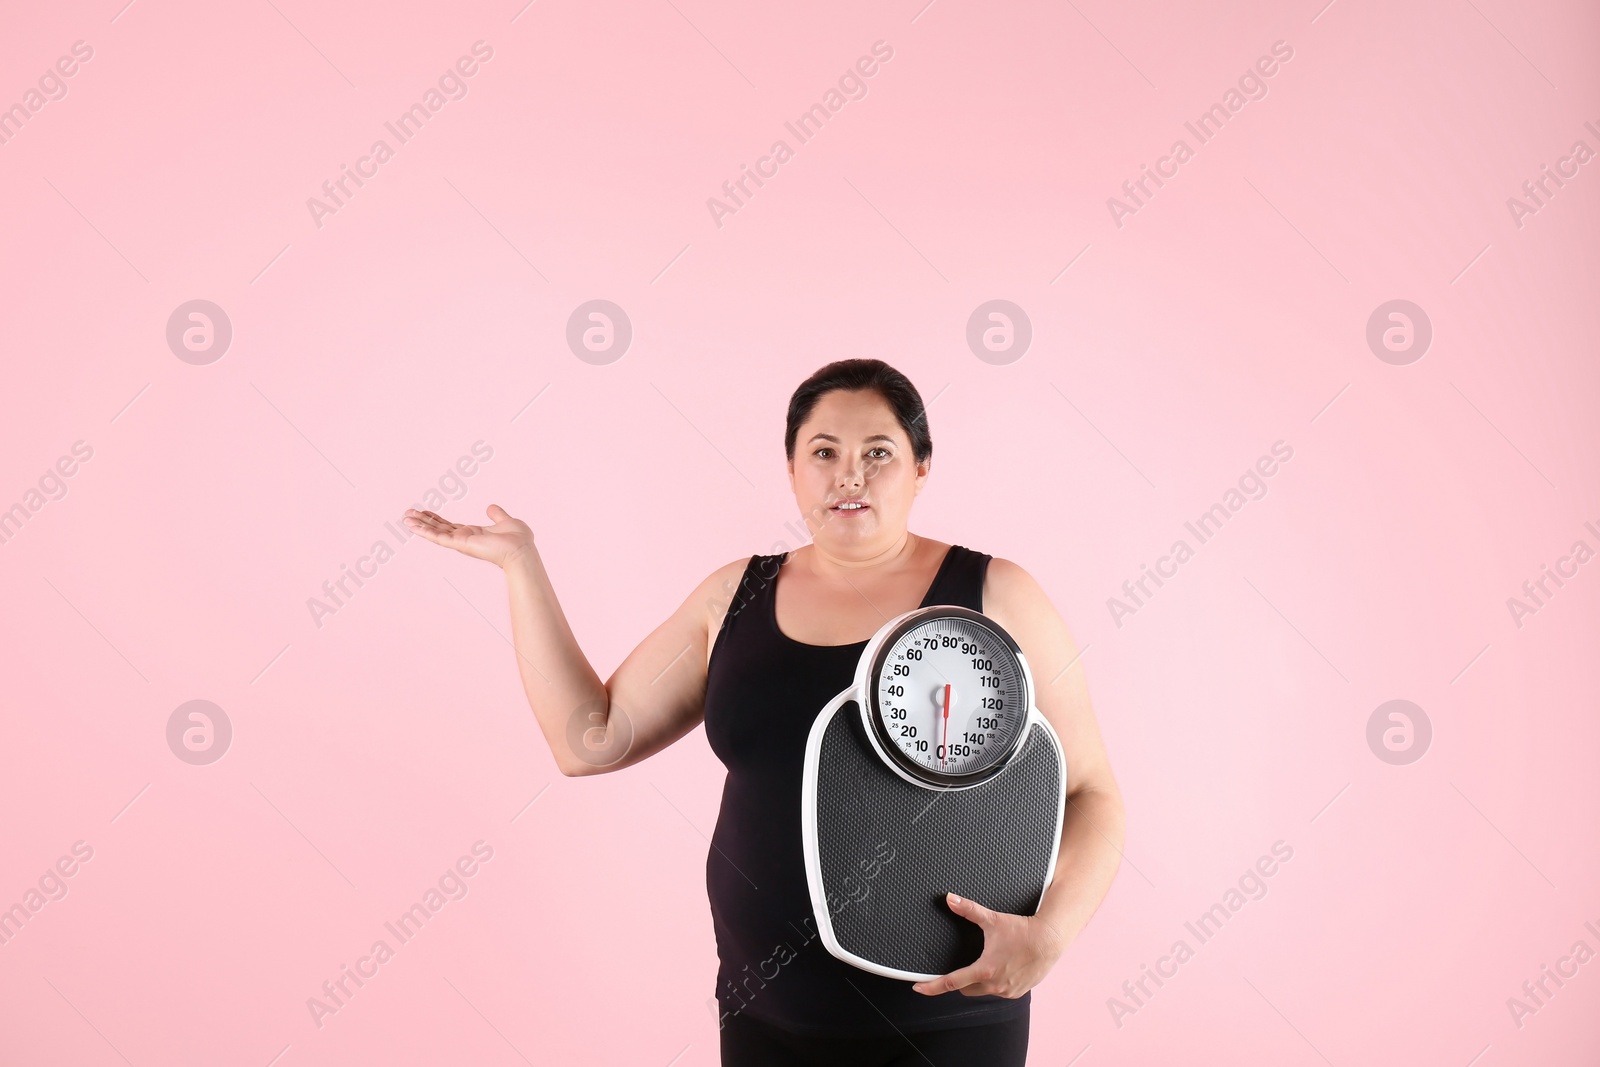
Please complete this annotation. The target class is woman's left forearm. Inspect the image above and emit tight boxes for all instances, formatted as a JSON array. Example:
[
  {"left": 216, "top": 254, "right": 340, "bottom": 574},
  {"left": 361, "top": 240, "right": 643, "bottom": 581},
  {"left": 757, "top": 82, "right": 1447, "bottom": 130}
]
[{"left": 1033, "top": 784, "right": 1126, "bottom": 953}]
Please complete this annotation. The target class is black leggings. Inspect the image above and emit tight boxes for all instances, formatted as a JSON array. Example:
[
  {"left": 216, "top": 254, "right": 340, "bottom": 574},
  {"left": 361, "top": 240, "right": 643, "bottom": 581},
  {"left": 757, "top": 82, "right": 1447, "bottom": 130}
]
[{"left": 719, "top": 1008, "right": 1029, "bottom": 1067}]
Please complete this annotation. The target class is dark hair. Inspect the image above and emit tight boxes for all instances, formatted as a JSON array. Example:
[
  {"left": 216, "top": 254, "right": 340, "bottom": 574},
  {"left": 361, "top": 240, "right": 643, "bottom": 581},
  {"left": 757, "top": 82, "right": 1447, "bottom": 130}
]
[{"left": 784, "top": 359, "right": 932, "bottom": 466}]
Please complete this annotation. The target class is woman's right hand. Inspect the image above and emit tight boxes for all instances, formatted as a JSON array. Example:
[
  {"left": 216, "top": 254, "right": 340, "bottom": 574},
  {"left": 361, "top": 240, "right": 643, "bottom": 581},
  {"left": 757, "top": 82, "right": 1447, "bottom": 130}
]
[{"left": 403, "top": 504, "right": 535, "bottom": 569}]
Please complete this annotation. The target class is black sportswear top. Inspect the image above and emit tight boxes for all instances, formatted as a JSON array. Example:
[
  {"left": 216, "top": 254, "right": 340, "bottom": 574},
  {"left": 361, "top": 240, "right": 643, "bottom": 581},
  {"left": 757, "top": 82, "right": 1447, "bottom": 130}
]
[{"left": 702, "top": 545, "right": 1031, "bottom": 1037}]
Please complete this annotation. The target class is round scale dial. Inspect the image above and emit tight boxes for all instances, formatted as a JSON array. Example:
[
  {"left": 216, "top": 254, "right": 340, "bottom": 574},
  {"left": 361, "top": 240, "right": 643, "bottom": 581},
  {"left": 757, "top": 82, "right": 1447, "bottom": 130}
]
[{"left": 866, "top": 608, "right": 1030, "bottom": 786}]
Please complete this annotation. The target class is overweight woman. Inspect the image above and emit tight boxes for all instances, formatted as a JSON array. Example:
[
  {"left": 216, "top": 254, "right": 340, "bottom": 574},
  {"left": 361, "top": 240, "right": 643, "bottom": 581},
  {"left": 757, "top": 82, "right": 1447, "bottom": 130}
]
[{"left": 404, "top": 359, "right": 1125, "bottom": 1066}]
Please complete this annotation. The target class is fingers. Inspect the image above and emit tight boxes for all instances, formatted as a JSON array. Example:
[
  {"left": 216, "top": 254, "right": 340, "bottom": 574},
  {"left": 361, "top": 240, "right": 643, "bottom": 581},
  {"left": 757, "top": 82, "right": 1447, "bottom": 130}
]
[
  {"left": 913, "top": 893, "right": 1002, "bottom": 996},
  {"left": 945, "top": 891, "right": 997, "bottom": 929},
  {"left": 405, "top": 509, "right": 454, "bottom": 533},
  {"left": 402, "top": 513, "right": 441, "bottom": 541},
  {"left": 404, "top": 509, "right": 472, "bottom": 546},
  {"left": 485, "top": 503, "right": 528, "bottom": 536},
  {"left": 913, "top": 959, "right": 987, "bottom": 996}
]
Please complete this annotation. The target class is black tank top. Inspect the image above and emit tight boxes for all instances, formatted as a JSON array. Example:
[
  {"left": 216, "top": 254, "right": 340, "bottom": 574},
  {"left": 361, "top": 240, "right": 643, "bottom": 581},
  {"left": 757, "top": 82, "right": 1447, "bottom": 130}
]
[{"left": 702, "top": 544, "right": 1031, "bottom": 1036}]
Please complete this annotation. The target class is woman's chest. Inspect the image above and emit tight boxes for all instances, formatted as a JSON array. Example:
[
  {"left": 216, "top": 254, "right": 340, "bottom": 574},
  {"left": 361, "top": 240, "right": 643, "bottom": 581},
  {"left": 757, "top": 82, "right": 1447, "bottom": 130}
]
[
  {"left": 772, "top": 577, "right": 930, "bottom": 645},
  {"left": 703, "top": 636, "right": 861, "bottom": 771}
]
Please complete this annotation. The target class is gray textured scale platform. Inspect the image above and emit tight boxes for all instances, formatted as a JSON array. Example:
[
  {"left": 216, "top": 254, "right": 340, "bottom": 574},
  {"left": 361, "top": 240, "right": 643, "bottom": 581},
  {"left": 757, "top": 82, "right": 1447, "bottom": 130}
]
[{"left": 800, "top": 605, "right": 1068, "bottom": 983}]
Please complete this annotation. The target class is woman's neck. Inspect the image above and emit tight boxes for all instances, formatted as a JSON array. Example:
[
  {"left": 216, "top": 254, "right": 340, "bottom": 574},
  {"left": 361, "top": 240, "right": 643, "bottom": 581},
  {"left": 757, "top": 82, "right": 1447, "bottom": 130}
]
[{"left": 799, "top": 531, "right": 919, "bottom": 578}]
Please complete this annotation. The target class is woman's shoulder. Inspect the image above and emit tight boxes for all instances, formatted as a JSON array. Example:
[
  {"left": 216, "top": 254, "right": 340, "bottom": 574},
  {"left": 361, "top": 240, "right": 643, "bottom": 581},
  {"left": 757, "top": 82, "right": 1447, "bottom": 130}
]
[
  {"left": 703, "top": 553, "right": 767, "bottom": 603},
  {"left": 697, "top": 552, "right": 783, "bottom": 649},
  {"left": 980, "top": 554, "right": 1037, "bottom": 597},
  {"left": 979, "top": 554, "right": 1063, "bottom": 639}
]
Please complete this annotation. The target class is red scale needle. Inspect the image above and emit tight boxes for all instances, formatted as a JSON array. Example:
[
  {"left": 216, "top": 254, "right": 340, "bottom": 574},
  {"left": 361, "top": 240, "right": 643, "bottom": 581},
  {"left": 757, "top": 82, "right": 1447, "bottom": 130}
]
[{"left": 941, "top": 683, "right": 951, "bottom": 767}]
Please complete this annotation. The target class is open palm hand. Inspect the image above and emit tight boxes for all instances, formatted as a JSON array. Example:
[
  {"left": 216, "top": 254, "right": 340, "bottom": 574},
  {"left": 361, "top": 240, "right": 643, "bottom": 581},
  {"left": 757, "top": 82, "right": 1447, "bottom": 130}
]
[{"left": 403, "top": 504, "right": 534, "bottom": 569}]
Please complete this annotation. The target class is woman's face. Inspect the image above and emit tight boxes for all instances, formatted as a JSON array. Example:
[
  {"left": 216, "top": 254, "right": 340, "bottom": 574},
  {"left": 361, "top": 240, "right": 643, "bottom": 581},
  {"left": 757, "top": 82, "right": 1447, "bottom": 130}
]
[{"left": 787, "top": 388, "right": 929, "bottom": 554}]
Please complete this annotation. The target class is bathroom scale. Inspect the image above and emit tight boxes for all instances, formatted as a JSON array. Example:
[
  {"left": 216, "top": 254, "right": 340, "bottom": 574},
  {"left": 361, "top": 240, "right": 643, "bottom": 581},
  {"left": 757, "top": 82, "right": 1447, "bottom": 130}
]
[{"left": 800, "top": 604, "right": 1068, "bottom": 982}]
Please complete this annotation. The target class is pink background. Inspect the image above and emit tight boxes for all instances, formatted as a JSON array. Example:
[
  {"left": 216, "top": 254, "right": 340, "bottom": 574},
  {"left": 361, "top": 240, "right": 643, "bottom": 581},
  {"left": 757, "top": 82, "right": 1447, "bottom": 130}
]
[{"left": 2, "top": 0, "right": 1597, "bottom": 1063}]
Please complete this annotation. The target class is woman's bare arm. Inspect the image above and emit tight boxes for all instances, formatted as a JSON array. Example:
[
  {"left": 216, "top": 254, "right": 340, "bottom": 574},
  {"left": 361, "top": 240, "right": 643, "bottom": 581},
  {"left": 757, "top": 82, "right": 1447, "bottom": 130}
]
[
  {"left": 404, "top": 505, "right": 750, "bottom": 777},
  {"left": 502, "top": 544, "right": 749, "bottom": 776}
]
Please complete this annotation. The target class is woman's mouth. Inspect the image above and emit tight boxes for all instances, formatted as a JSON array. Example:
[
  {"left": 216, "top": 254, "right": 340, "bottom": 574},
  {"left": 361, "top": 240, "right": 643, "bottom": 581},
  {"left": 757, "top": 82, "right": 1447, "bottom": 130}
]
[{"left": 832, "top": 499, "right": 869, "bottom": 514}]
